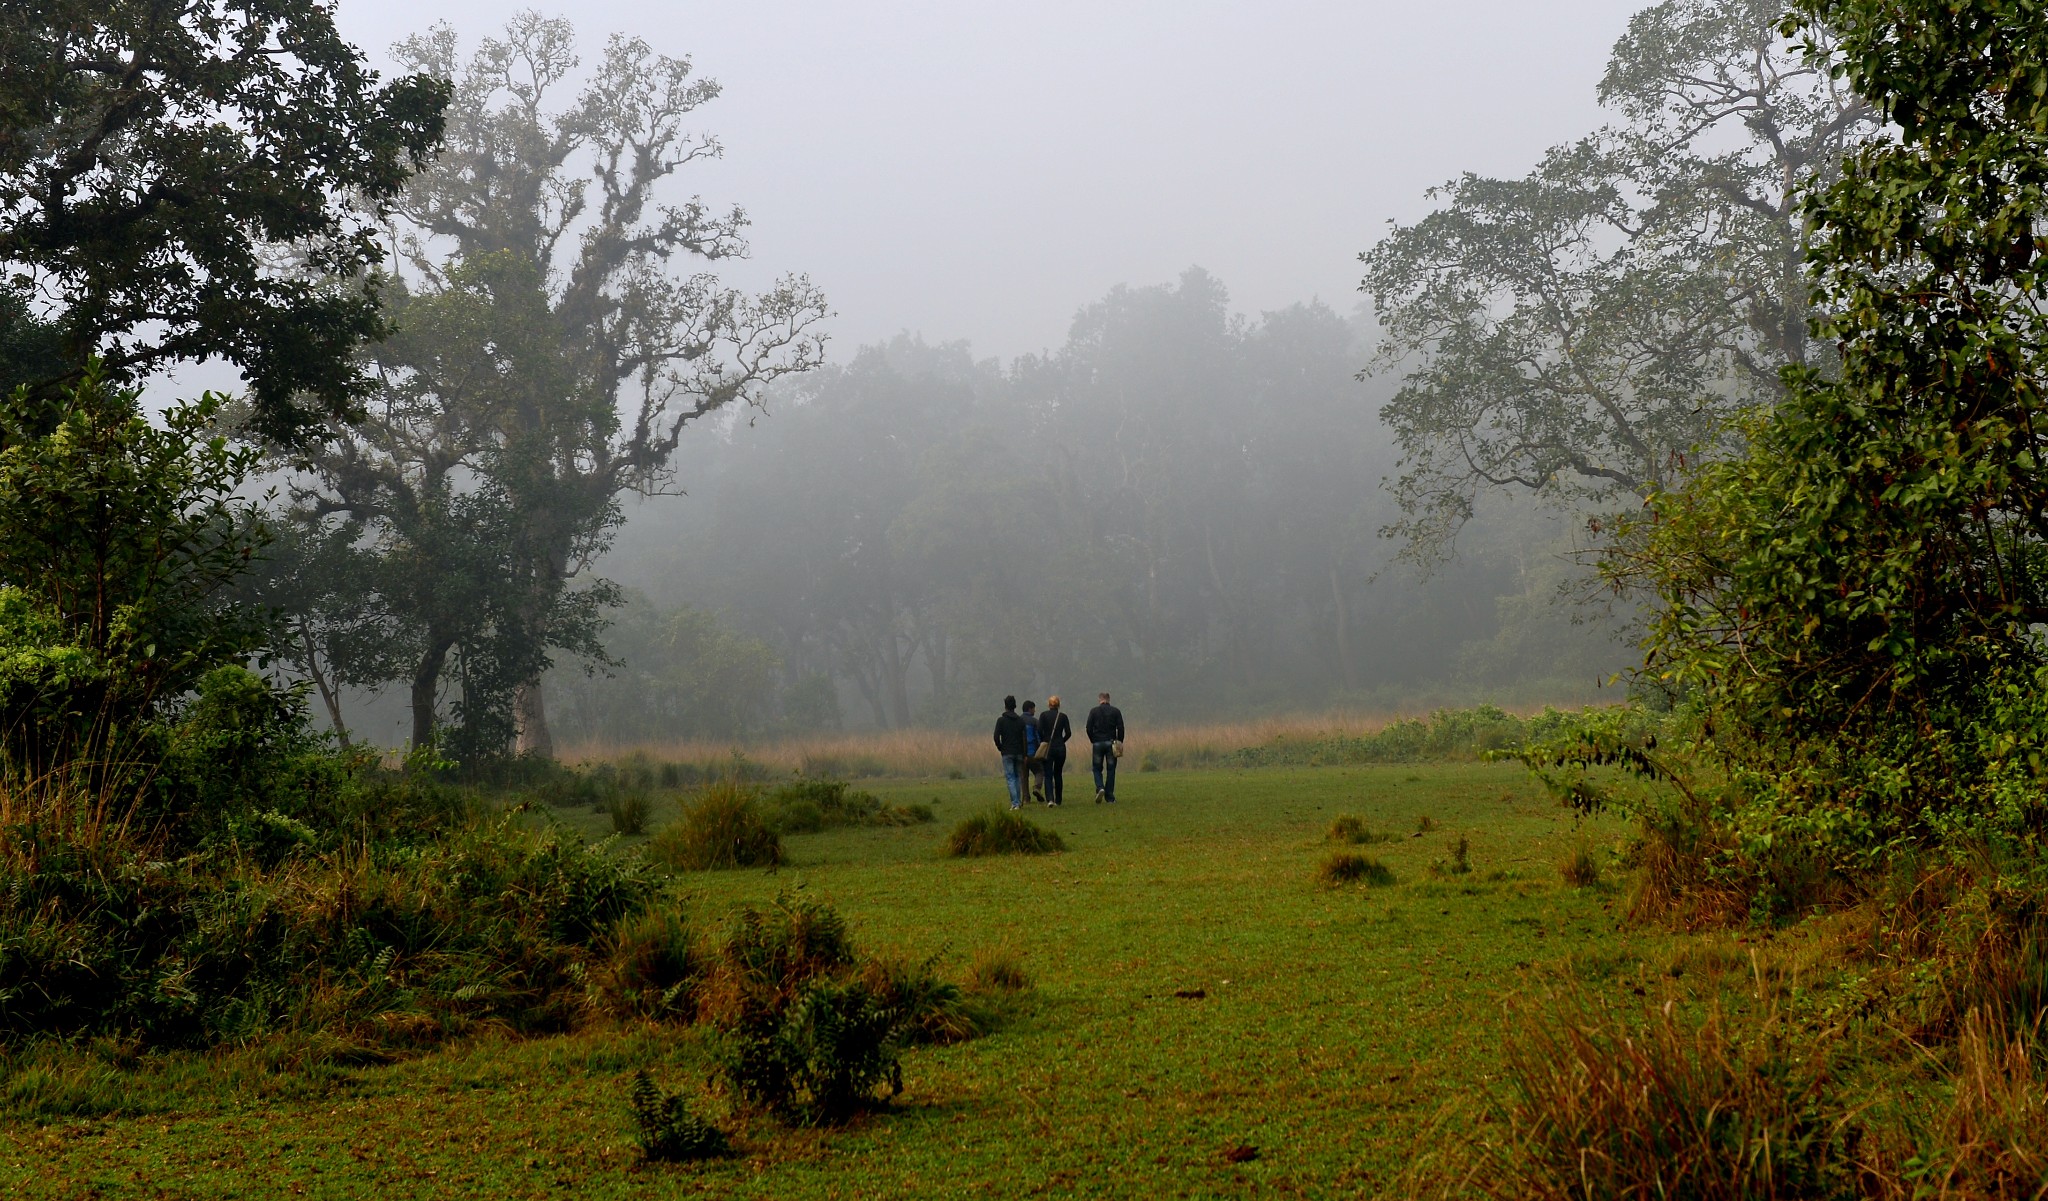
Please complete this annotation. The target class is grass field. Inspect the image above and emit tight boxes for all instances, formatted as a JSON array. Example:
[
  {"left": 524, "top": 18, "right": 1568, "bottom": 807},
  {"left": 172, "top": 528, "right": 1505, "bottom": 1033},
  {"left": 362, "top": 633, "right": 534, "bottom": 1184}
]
[{"left": 1, "top": 763, "right": 1671, "bottom": 1199}]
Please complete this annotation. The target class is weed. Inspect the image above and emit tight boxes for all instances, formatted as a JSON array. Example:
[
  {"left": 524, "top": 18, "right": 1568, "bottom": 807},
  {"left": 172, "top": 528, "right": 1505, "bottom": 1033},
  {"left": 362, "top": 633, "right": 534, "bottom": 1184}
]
[
  {"left": 944, "top": 809, "right": 1064, "bottom": 858},
  {"left": 1560, "top": 842, "right": 1600, "bottom": 888},
  {"left": 627, "top": 1070, "right": 728, "bottom": 1162},
  {"left": 1416, "top": 815, "right": 1439, "bottom": 833},
  {"left": 1327, "top": 814, "right": 1390, "bottom": 845},
  {"left": 1428, "top": 835, "right": 1472, "bottom": 878},
  {"left": 647, "top": 780, "right": 783, "bottom": 871},
  {"left": 857, "top": 952, "right": 975, "bottom": 1045},
  {"left": 610, "top": 792, "right": 651, "bottom": 836},
  {"left": 1904, "top": 1006, "right": 2048, "bottom": 1196},
  {"left": 600, "top": 907, "right": 698, "bottom": 1021},
  {"left": 1318, "top": 851, "right": 1394, "bottom": 887},
  {"left": 762, "top": 779, "right": 932, "bottom": 835}
]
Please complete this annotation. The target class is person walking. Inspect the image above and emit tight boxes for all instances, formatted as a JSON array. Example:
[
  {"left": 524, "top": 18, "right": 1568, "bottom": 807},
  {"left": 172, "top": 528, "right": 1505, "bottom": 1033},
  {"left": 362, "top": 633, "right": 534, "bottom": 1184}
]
[
  {"left": 1020, "top": 700, "right": 1045, "bottom": 803},
  {"left": 993, "top": 695, "right": 1029, "bottom": 809},
  {"left": 1087, "top": 691, "right": 1125, "bottom": 804},
  {"left": 1038, "top": 695, "right": 1072, "bottom": 806}
]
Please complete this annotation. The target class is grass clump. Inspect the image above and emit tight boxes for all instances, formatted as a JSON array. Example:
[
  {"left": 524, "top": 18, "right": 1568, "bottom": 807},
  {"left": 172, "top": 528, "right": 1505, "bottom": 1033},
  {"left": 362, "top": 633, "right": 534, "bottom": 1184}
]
[
  {"left": 648, "top": 780, "right": 783, "bottom": 871},
  {"left": 610, "top": 791, "right": 652, "bottom": 835},
  {"left": 1560, "top": 841, "right": 1600, "bottom": 888},
  {"left": 964, "top": 946, "right": 1030, "bottom": 995},
  {"left": 944, "top": 808, "right": 1065, "bottom": 858},
  {"left": 1317, "top": 851, "right": 1394, "bottom": 887},
  {"left": 1428, "top": 834, "right": 1472, "bottom": 877},
  {"left": 627, "top": 1070, "right": 729, "bottom": 1162},
  {"left": 1327, "top": 814, "right": 1390, "bottom": 844},
  {"left": 763, "top": 778, "right": 933, "bottom": 834},
  {"left": 1416, "top": 814, "right": 1439, "bottom": 833},
  {"left": 1455, "top": 998, "right": 1862, "bottom": 1201}
]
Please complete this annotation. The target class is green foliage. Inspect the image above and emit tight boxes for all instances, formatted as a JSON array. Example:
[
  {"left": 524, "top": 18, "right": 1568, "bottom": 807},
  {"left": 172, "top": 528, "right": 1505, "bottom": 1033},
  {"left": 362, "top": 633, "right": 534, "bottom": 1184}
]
[
  {"left": 0, "top": 371, "right": 268, "bottom": 770},
  {"left": 648, "top": 782, "right": 784, "bottom": 871},
  {"left": 0, "top": 0, "right": 448, "bottom": 443},
  {"left": 626, "top": 1071, "right": 728, "bottom": 1162},
  {"left": 943, "top": 809, "right": 1065, "bottom": 858},
  {"left": 609, "top": 792, "right": 652, "bottom": 836},
  {"left": 1224, "top": 705, "right": 1561, "bottom": 769},
  {"left": 1605, "top": 0, "right": 2048, "bottom": 883}
]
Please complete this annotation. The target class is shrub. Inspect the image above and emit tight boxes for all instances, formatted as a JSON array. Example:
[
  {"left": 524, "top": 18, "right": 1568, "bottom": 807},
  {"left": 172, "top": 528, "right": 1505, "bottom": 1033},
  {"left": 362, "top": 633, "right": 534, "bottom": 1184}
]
[
  {"left": 944, "top": 808, "right": 1064, "bottom": 858},
  {"left": 1464, "top": 998, "right": 1862, "bottom": 1201},
  {"left": 1560, "top": 842, "right": 1600, "bottom": 888},
  {"left": 1318, "top": 852, "right": 1394, "bottom": 887},
  {"left": 600, "top": 906, "right": 698, "bottom": 1020},
  {"left": 610, "top": 792, "right": 652, "bottom": 836},
  {"left": 648, "top": 781, "right": 783, "bottom": 871},
  {"left": 627, "top": 1070, "right": 728, "bottom": 1162},
  {"left": 857, "top": 952, "right": 974, "bottom": 1045},
  {"left": 1907, "top": 1006, "right": 2048, "bottom": 1196},
  {"left": 1327, "top": 814, "right": 1390, "bottom": 845}
]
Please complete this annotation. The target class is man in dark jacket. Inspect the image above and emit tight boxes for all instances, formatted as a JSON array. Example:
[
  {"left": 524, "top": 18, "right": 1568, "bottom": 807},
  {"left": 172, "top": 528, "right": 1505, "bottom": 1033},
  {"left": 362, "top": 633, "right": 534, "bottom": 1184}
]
[
  {"left": 1038, "top": 695, "right": 1073, "bottom": 806},
  {"left": 993, "top": 695, "right": 1028, "bottom": 809},
  {"left": 1086, "top": 691, "right": 1125, "bottom": 803}
]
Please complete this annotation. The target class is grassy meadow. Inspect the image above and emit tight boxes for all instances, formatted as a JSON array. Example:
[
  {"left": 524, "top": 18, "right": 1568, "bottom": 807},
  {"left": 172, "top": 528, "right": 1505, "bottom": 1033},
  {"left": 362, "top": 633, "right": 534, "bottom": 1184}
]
[{"left": 0, "top": 759, "right": 1695, "bottom": 1199}]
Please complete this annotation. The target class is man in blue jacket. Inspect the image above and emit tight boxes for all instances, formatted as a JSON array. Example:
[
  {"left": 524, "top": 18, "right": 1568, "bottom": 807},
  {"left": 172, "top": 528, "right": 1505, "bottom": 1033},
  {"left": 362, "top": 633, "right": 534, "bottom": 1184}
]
[
  {"left": 992, "top": 695, "right": 1029, "bottom": 809},
  {"left": 1086, "top": 691, "right": 1125, "bottom": 804}
]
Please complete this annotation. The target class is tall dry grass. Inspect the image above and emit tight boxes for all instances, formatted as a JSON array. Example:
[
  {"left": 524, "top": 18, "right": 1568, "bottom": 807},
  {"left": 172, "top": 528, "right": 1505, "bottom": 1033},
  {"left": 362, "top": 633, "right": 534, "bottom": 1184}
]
[{"left": 563, "top": 708, "right": 1500, "bottom": 780}]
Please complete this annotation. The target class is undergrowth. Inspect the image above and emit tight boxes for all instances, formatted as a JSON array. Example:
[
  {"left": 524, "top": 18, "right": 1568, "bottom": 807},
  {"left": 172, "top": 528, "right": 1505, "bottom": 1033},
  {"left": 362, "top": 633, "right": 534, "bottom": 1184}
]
[{"left": 944, "top": 808, "right": 1064, "bottom": 858}]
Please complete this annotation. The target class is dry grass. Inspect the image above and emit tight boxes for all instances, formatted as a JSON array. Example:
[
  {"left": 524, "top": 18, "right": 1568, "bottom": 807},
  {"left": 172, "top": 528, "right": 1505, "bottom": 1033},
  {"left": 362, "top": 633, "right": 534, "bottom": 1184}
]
[{"left": 561, "top": 708, "right": 1533, "bottom": 780}]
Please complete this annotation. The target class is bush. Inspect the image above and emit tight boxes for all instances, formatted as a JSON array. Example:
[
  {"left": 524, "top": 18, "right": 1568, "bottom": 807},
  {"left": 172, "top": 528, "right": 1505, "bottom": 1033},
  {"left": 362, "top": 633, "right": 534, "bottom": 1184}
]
[
  {"left": 600, "top": 906, "right": 698, "bottom": 1021},
  {"left": 1327, "top": 814, "right": 1390, "bottom": 845},
  {"left": 627, "top": 1070, "right": 728, "bottom": 1162},
  {"left": 1318, "top": 852, "right": 1394, "bottom": 887},
  {"left": 648, "top": 781, "right": 783, "bottom": 871},
  {"left": 1461, "top": 998, "right": 1862, "bottom": 1201},
  {"left": 944, "top": 808, "right": 1065, "bottom": 858},
  {"left": 857, "top": 953, "right": 974, "bottom": 1045}
]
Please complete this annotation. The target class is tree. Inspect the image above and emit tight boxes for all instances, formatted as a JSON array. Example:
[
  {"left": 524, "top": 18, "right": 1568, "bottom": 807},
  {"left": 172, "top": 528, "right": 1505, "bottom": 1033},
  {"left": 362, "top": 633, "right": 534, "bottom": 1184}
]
[
  {"left": 1361, "top": 0, "right": 1875, "bottom": 560},
  {"left": 292, "top": 14, "right": 825, "bottom": 757},
  {"left": 1620, "top": 0, "right": 2048, "bottom": 850},
  {"left": 0, "top": 0, "right": 447, "bottom": 444},
  {"left": 0, "top": 367, "right": 266, "bottom": 770}
]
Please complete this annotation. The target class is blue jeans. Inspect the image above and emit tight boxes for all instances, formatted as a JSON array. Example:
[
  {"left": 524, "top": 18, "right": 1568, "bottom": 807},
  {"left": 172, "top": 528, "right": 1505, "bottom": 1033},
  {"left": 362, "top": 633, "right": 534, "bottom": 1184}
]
[
  {"left": 1001, "top": 755, "right": 1026, "bottom": 808},
  {"left": 1091, "top": 741, "right": 1118, "bottom": 801}
]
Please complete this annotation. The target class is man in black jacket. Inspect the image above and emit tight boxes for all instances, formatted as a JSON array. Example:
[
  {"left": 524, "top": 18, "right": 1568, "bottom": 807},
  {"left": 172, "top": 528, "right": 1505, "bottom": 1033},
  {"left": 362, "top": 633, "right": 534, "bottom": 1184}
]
[
  {"left": 992, "top": 695, "right": 1028, "bottom": 810},
  {"left": 1038, "top": 695, "right": 1073, "bottom": 806},
  {"left": 1086, "top": 691, "right": 1125, "bottom": 804}
]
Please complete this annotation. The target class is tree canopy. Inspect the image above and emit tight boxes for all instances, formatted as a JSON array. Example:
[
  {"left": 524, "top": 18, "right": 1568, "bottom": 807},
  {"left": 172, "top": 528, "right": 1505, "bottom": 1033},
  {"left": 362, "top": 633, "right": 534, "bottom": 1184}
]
[{"left": 0, "top": 0, "right": 448, "bottom": 443}]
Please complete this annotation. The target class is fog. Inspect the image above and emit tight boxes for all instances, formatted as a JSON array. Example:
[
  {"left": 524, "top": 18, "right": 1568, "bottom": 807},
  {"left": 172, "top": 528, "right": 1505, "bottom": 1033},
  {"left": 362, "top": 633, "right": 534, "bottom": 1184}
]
[{"left": 289, "top": 0, "right": 1663, "bottom": 747}]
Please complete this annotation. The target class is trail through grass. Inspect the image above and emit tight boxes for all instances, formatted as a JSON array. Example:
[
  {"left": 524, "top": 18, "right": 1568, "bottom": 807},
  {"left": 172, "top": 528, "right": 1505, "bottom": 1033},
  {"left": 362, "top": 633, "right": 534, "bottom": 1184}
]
[{"left": 1, "top": 764, "right": 1653, "bottom": 1199}]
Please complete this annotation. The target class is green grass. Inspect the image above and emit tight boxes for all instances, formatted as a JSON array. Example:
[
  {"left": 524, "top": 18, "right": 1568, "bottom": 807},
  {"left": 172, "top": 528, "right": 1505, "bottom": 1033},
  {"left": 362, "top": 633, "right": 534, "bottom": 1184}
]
[{"left": 0, "top": 763, "right": 1655, "bottom": 1198}]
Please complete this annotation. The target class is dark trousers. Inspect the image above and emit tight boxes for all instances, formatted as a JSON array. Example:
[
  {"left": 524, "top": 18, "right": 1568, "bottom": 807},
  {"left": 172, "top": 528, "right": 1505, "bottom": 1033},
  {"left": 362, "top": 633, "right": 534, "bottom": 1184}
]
[
  {"left": 1091, "top": 741, "right": 1118, "bottom": 801},
  {"left": 1043, "top": 748, "right": 1066, "bottom": 805}
]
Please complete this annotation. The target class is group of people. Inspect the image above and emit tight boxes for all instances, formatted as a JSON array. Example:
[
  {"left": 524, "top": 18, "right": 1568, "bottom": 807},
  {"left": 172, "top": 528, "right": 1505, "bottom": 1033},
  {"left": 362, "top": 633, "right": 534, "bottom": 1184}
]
[{"left": 991, "top": 692, "right": 1126, "bottom": 808}]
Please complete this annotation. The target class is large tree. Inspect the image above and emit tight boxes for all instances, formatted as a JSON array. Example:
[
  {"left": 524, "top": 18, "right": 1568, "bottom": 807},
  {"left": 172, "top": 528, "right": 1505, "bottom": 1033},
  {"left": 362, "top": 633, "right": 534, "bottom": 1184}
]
[
  {"left": 1360, "top": 0, "right": 1875, "bottom": 560},
  {"left": 291, "top": 14, "right": 826, "bottom": 757},
  {"left": 0, "top": 0, "right": 447, "bottom": 442}
]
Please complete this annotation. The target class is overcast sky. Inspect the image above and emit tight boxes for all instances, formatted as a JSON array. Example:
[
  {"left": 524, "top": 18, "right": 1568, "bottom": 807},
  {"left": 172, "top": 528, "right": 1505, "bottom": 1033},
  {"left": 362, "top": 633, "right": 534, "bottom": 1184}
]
[{"left": 327, "top": 0, "right": 1646, "bottom": 362}]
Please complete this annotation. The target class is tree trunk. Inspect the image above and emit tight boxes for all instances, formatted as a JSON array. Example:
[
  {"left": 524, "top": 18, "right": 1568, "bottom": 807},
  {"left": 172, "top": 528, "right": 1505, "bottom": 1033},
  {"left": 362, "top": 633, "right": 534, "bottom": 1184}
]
[
  {"left": 1329, "top": 566, "right": 1359, "bottom": 692},
  {"left": 410, "top": 637, "right": 454, "bottom": 750},
  {"left": 299, "top": 624, "right": 351, "bottom": 748},
  {"left": 515, "top": 679, "right": 553, "bottom": 759}
]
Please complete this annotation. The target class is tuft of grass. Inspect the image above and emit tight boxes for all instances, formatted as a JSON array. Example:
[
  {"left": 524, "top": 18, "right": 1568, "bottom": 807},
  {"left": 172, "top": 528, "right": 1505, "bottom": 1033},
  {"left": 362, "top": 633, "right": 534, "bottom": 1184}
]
[
  {"left": 1317, "top": 851, "right": 1395, "bottom": 887},
  {"left": 609, "top": 791, "right": 651, "bottom": 836},
  {"left": 1416, "top": 814, "right": 1439, "bottom": 833},
  {"left": 1327, "top": 814, "right": 1391, "bottom": 845},
  {"left": 627, "top": 1070, "right": 728, "bottom": 1162},
  {"left": 1910, "top": 1006, "right": 2048, "bottom": 1195},
  {"left": 964, "top": 945, "right": 1030, "bottom": 997},
  {"left": 944, "top": 808, "right": 1064, "bottom": 858},
  {"left": 762, "top": 778, "right": 933, "bottom": 835},
  {"left": 1457, "top": 997, "right": 1862, "bottom": 1201},
  {"left": 1559, "top": 841, "right": 1600, "bottom": 888},
  {"left": 647, "top": 780, "right": 784, "bottom": 871}
]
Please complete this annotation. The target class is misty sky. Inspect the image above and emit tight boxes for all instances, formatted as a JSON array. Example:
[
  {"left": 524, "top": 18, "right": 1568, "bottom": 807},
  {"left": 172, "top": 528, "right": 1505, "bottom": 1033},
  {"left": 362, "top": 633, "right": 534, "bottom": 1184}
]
[{"left": 331, "top": 0, "right": 1648, "bottom": 361}]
